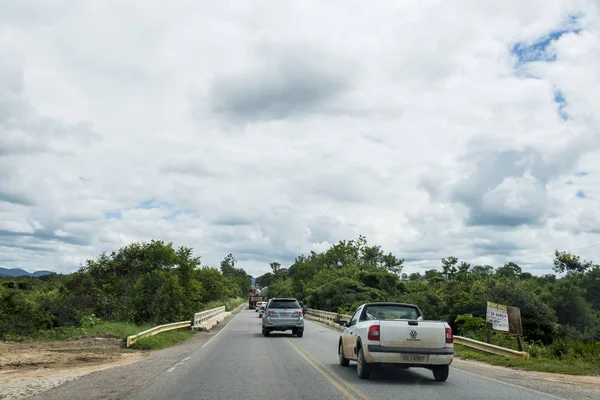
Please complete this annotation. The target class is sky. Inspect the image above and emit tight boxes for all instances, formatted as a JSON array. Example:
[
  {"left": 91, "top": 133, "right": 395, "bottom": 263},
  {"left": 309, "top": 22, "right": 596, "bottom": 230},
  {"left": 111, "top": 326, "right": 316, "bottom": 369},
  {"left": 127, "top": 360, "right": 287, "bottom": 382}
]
[{"left": 1, "top": 0, "right": 600, "bottom": 279}]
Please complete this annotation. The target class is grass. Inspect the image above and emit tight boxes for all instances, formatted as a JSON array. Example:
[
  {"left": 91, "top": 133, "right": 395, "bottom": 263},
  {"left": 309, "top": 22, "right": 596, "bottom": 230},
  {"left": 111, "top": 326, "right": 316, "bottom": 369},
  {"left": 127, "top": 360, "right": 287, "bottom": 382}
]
[
  {"left": 2, "top": 299, "right": 243, "bottom": 349},
  {"left": 3, "top": 322, "right": 197, "bottom": 351},
  {"left": 201, "top": 297, "right": 246, "bottom": 312},
  {"left": 7, "top": 322, "right": 197, "bottom": 350},
  {"left": 130, "top": 329, "right": 195, "bottom": 350},
  {"left": 455, "top": 345, "right": 600, "bottom": 375},
  {"left": 455, "top": 331, "right": 600, "bottom": 376},
  {"left": 7, "top": 322, "right": 155, "bottom": 343}
]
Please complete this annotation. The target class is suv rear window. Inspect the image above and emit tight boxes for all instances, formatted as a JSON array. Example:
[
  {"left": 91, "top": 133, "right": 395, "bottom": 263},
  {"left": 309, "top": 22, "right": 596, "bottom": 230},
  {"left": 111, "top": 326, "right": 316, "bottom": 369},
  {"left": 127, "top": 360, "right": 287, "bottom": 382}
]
[{"left": 268, "top": 300, "right": 300, "bottom": 309}]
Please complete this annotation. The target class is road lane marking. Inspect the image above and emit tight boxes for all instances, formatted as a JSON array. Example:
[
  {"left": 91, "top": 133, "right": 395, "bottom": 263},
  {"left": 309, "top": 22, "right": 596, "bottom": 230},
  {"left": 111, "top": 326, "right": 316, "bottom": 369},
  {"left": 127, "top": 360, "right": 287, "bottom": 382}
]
[
  {"left": 202, "top": 326, "right": 225, "bottom": 347},
  {"left": 201, "top": 313, "right": 238, "bottom": 348},
  {"left": 285, "top": 338, "right": 357, "bottom": 400},
  {"left": 167, "top": 356, "right": 192, "bottom": 373},
  {"left": 291, "top": 342, "right": 369, "bottom": 400},
  {"left": 286, "top": 339, "right": 370, "bottom": 400}
]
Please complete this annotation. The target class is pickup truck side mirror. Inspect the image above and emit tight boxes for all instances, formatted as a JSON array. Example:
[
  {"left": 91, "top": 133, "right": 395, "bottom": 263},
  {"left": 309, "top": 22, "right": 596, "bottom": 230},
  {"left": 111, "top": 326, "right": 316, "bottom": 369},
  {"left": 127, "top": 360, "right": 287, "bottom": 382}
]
[{"left": 339, "top": 320, "right": 348, "bottom": 327}]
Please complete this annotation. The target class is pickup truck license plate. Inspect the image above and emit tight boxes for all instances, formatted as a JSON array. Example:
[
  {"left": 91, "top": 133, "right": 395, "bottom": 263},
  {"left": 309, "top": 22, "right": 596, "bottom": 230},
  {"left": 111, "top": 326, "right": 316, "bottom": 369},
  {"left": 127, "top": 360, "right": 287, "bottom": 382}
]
[{"left": 400, "top": 354, "right": 428, "bottom": 363}]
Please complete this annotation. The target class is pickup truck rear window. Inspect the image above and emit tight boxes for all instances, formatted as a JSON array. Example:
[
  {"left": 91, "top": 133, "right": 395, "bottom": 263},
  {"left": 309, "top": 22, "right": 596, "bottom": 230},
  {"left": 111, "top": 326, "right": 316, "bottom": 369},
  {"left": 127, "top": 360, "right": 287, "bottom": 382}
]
[
  {"left": 363, "top": 305, "right": 421, "bottom": 321},
  {"left": 268, "top": 300, "right": 300, "bottom": 309}
]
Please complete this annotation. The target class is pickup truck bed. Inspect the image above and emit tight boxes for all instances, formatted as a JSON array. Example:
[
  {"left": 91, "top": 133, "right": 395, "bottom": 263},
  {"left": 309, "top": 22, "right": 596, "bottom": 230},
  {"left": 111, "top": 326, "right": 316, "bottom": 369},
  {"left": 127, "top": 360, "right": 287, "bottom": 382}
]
[{"left": 338, "top": 302, "right": 453, "bottom": 381}]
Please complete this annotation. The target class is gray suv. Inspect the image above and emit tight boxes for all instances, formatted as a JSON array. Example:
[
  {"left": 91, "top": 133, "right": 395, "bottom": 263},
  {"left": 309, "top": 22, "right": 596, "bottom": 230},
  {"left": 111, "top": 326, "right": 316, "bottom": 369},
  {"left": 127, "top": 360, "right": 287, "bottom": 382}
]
[{"left": 262, "top": 297, "right": 304, "bottom": 337}]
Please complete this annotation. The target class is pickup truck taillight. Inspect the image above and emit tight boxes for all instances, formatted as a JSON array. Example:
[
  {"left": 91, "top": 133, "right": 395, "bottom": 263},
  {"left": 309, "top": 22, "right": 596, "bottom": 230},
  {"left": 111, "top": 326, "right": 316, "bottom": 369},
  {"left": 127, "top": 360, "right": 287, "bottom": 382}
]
[
  {"left": 368, "top": 325, "right": 380, "bottom": 341},
  {"left": 445, "top": 327, "right": 453, "bottom": 344}
]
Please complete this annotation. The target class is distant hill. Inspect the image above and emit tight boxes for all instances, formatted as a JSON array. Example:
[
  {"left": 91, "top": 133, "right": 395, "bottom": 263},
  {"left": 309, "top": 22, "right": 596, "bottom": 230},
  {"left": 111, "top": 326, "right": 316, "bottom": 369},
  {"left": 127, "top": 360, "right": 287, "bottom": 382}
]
[{"left": 0, "top": 268, "right": 55, "bottom": 277}]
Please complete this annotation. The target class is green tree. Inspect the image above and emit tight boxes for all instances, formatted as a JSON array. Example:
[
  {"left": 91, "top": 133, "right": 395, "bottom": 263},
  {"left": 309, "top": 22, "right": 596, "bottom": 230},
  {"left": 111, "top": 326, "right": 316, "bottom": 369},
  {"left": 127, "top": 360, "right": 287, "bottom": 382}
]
[{"left": 270, "top": 262, "right": 281, "bottom": 274}]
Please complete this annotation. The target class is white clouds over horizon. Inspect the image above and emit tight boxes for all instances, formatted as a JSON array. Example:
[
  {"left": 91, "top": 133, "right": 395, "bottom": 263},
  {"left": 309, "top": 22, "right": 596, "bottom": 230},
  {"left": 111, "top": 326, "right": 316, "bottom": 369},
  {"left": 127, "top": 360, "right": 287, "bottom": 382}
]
[{"left": 1, "top": 0, "right": 600, "bottom": 278}]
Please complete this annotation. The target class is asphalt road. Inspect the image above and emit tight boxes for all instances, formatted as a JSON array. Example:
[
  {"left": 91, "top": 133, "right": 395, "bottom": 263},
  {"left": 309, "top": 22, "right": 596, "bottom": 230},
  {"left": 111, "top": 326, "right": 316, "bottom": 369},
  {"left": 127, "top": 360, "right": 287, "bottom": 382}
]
[{"left": 123, "top": 308, "right": 561, "bottom": 400}]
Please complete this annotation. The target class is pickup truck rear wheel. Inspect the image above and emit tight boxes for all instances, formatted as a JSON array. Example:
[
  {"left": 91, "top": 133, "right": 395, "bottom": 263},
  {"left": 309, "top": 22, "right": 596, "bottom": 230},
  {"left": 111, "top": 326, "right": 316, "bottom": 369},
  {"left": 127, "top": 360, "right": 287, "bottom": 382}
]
[
  {"left": 432, "top": 365, "right": 449, "bottom": 381},
  {"left": 356, "top": 347, "right": 370, "bottom": 379},
  {"left": 338, "top": 341, "right": 349, "bottom": 366}
]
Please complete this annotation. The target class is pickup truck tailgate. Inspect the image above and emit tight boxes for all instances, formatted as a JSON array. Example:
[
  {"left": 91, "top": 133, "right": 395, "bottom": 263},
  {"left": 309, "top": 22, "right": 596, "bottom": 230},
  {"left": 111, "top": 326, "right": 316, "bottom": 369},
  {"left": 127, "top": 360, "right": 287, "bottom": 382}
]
[{"left": 379, "top": 320, "right": 446, "bottom": 349}]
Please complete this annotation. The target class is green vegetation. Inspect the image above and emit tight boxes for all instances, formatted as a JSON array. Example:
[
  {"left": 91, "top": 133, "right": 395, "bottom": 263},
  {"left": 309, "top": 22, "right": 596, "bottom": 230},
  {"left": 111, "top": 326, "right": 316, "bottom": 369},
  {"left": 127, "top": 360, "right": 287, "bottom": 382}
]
[
  {"left": 4, "top": 321, "right": 153, "bottom": 343},
  {"left": 452, "top": 315, "right": 600, "bottom": 374},
  {"left": 455, "top": 345, "right": 600, "bottom": 376},
  {"left": 201, "top": 297, "right": 246, "bottom": 312},
  {"left": 130, "top": 329, "right": 196, "bottom": 350},
  {"left": 0, "top": 240, "right": 251, "bottom": 345},
  {"left": 2, "top": 235, "right": 599, "bottom": 375},
  {"left": 256, "top": 235, "right": 600, "bottom": 375}
]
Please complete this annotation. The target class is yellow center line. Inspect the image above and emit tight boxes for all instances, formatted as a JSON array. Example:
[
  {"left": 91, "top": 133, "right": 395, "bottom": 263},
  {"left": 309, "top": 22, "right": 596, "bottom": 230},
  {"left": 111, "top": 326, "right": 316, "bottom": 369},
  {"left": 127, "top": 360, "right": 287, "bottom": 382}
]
[
  {"left": 285, "top": 338, "right": 357, "bottom": 400},
  {"left": 296, "top": 344, "right": 370, "bottom": 400},
  {"left": 285, "top": 338, "right": 370, "bottom": 400}
]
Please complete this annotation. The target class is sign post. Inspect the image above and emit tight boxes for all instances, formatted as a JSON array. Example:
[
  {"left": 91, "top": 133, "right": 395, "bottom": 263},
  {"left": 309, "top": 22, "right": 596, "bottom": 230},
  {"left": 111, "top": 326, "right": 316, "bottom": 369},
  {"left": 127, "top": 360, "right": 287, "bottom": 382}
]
[{"left": 485, "top": 301, "right": 523, "bottom": 349}]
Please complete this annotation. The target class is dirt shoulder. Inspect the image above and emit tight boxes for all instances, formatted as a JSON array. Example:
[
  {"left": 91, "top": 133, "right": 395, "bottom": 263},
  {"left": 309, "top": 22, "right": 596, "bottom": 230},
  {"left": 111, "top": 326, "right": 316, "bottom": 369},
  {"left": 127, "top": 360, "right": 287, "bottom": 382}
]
[
  {"left": 0, "top": 303, "right": 247, "bottom": 400},
  {"left": 452, "top": 357, "right": 600, "bottom": 388},
  {"left": 452, "top": 357, "right": 600, "bottom": 400},
  {"left": 0, "top": 336, "right": 148, "bottom": 400}
]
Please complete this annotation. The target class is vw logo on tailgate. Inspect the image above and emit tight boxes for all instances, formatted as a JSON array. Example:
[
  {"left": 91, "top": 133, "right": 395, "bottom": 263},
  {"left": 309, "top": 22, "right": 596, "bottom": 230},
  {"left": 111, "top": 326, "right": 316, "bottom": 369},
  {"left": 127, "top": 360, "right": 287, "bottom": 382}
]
[{"left": 408, "top": 329, "right": 421, "bottom": 341}]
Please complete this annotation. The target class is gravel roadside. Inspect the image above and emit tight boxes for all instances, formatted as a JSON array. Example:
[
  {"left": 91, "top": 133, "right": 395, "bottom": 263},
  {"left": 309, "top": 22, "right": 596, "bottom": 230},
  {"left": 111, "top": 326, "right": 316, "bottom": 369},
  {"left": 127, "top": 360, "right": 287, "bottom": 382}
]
[{"left": 451, "top": 358, "right": 600, "bottom": 400}]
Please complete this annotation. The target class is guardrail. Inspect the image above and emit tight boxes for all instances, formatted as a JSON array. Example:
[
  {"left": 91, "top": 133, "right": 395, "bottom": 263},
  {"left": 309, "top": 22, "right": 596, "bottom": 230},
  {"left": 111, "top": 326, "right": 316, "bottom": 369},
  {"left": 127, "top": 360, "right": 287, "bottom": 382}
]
[
  {"left": 305, "top": 309, "right": 351, "bottom": 331},
  {"left": 454, "top": 335, "right": 530, "bottom": 359},
  {"left": 126, "top": 320, "right": 191, "bottom": 347},
  {"left": 306, "top": 308, "right": 351, "bottom": 322},
  {"left": 194, "top": 305, "right": 226, "bottom": 328},
  {"left": 306, "top": 307, "right": 530, "bottom": 359},
  {"left": 125, "top": 305, "right": 231, "bottom": 347}
]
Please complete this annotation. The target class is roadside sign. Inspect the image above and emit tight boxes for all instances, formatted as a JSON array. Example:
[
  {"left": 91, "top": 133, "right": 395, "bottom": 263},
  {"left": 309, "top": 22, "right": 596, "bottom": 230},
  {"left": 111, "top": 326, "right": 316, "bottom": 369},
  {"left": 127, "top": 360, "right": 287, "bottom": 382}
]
[
  {"left": 486, "top": 302, "right": 509, "bottom": 332},
  {"left": 486, "top": 301, "right": 522, "bottom": 335}
]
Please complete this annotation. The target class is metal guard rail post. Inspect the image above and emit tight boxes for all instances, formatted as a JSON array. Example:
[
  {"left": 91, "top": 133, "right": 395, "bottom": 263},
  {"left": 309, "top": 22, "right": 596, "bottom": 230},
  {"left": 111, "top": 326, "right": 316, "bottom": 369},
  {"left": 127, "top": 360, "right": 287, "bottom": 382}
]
[
  {"left": 126, "top": 320, "right": 191, "bottom": 348},
  {"left": 194, "top": 305, "right": 226, "bottom": 327},
  {"left": 454, "top": 336, "right": 530, "bottom": 359},
  {"left": 306, "top": 309, "right": 351, "bottom": 328}
]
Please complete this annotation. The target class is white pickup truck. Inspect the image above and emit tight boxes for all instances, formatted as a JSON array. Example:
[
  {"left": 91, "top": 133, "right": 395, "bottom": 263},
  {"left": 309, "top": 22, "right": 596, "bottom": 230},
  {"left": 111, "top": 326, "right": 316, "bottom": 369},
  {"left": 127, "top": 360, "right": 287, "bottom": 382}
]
[{"left": 337, "top": 302, "right": 453, "bottom": 381}]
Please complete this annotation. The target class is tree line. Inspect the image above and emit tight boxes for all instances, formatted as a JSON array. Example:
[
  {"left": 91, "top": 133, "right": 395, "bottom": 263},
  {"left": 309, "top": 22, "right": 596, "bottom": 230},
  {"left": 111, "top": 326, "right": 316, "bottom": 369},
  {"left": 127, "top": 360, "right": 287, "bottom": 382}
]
[
  {"left": 3, "top": 235, "right": 599, "bottom": 348},
  {"left": 0, "top": 240, "right": 251, "bottom": 338},
  {"left": 257, "top": 235, "right": 600, "bottom": 345}
]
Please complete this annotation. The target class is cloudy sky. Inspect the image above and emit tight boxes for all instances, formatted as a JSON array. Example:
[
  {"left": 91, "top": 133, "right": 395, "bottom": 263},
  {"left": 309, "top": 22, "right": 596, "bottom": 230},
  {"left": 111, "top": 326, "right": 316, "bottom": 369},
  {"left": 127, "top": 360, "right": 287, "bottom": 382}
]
[{"left": 1, "top": 0, "right": 600, "bottom": 278}]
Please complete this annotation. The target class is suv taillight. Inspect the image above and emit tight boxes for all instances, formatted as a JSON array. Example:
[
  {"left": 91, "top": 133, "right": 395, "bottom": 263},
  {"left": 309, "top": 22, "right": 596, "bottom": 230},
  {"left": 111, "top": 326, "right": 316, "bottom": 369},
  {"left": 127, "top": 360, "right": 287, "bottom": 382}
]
[
  {"left": 294, "top": 310, "right": 303, "bottom": 316},
  {"left": 268, "top": 311, "right": 276, "bottom": 316},
  {"left": 445, "top": 327, "right": 453, "bottom": 344},
  {"left": 368, "top": 325, "right": 380, "bottom": 341}
]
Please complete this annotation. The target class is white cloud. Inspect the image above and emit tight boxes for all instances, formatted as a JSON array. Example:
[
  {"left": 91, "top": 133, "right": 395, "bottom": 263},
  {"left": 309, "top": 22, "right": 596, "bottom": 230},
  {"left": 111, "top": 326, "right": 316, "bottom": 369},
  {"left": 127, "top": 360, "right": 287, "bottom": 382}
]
[{"left": 1, "top": 0, "right": 600, "bottom": 278}]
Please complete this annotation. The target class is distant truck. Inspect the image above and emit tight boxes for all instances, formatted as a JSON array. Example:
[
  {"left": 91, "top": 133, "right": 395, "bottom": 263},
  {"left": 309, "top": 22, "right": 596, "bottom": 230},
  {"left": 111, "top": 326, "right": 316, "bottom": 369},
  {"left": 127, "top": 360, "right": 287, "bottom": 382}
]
[{"left": 249, "top": 296, "right": 264, "bottom": 309}]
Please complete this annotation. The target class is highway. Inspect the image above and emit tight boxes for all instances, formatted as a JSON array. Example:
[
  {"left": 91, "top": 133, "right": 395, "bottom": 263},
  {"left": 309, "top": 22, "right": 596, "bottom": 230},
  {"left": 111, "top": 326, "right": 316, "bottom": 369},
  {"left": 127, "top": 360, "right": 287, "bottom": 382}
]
[{"left": 124, "top": 307, "right": 560, "bottom": 400}]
